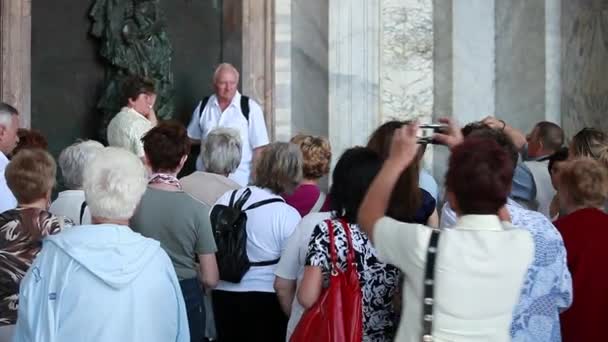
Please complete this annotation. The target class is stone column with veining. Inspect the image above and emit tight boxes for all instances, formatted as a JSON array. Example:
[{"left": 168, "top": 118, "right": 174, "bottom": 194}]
[
  {"left": 328, "top": 0, "right": 381, "bottom": 167},
  {"left": 561, "top": 0, "right": 608, "bottom": 138},
  {"left": 380, "top": 0, "right": 433, "bottom": 123}
]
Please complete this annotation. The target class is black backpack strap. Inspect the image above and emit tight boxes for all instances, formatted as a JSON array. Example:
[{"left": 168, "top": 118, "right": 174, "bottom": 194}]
[
  {"left": 422, "top": 228, "right": 441, "bottom": 342},
  {"left": 198, "top": 96, "right": 211, "bottom": 117},
  {"left": 232, "top": 188, "right": 252, "bottom": 210},
  {"left": 240, "top": 95, "right": 250, "bottom": 121},
  {"left": 244, "top": 197, "right": 284, "bottom": 211},
  {"left": 79, "top": 201, "right": 87, "bottom": 224},
  {"left": 228, "top": 189, "right": 238, "bottom": 207}
]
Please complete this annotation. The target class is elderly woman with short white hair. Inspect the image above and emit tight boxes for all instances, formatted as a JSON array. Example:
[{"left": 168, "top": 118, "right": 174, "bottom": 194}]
[
  {"left": 13, "top": 147, "right": 190, "bottom": 342},
  {"left": 50, "top": 140, "right": 104, "bottom": 224},
  {"left": 181, "top": 127, "right": 243, "bottom": 206}
]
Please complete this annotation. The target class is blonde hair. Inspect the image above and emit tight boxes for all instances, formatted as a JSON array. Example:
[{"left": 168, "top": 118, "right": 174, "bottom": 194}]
[
  {"left": 6, "top": 149, "right": 56, "bottom": 204},
  {"left": 560, "top": 157, "right": 608, "bottom": 208},
  {"left": 253, "top": 142, "right": 303, "bottom": 194},
  {"left": 570, "top": 128, "right": 608, "bottom": 168},
  {"left": 290, "top": 134, "right": 331, "bottom": 180}
]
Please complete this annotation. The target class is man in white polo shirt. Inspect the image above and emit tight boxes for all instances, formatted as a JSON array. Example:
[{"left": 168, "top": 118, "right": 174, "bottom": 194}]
[
  {"left": 187, "top": 63, "right": 269, "bottom": 187},
  {"left": 0, "top": 102, "right": 19, "bottom": 213}
]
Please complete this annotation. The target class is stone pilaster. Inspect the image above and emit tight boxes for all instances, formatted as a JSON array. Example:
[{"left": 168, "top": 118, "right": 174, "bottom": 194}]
[
  {"left": 0, "top": 0, "right": 31, "bottom": 127},
  {"left": 328, "top": 0, "right": 381, "bottom": 167}
]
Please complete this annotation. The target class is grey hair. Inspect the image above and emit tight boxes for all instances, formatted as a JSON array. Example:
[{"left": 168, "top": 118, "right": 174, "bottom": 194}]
[
  {"left": 58, "top": 140, "right": 104, "bottom": 189},
  {"left": 0, "top": 102, "right": 18, "bottom": 127},
  {"left": 213, "top": 63, "right": 240, "bottom": 84},
  {"left": 83, "top": 147, "right": 147, "bottom": 220},
  {"left": 253, "top": 142, "right": 303, "bottom": 195},
  {"left": 202, "top": 127, "right": 242, "bottom": 175}
]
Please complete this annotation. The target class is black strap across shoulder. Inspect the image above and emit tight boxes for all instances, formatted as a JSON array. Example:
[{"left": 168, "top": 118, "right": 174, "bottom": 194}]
[
  {"left": 244, "top": 197, "right": 284, "bottom": 211},
  {"left": 422, "top": 228, "right": 441, "bottom": 342},
  {"left": 250, "top": 258, "right": 280, "bottom": 267},
  {"left": 198, "top": 95, "right": 250, "bottom": 121}
]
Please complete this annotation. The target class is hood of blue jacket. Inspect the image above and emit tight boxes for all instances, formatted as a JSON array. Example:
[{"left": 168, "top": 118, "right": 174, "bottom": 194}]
[{"left": 45, "top": 224, "right": 161, "bottom": 289}]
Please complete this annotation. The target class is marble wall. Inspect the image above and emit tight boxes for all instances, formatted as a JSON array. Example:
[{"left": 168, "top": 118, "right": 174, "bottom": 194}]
[
  {"left": 561, "top": 0, "right": 608, "bottom": 138},
  {"left": 291, "top": 0, "right": 328, "bottom": 138},
  {"left": 380, "top": 0, "right": 433, "bottom": 123}
]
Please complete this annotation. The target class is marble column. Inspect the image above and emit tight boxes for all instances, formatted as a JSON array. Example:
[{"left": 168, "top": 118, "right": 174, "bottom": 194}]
[
  {"left": 273, "top": 0, "right": 292, "bottom": 142},
  {"left": 0, "top": 0, "right": 31, "bottom": 127},
  {"left": 561, "top": 0, "right": 608, "bottom": 138},
  {"left": 328, "top": 0, "right": 381, "bottom": 167},
  {"left": 242, "top": 0, "right": 275, "bottom": 138}
]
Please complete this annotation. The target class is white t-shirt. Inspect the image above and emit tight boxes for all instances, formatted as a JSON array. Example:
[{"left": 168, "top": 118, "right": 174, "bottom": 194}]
[
  {"left": 374, "top": 215, "right": 533, "bottom": 342},
  {"left": 212, "top": 186, "right": 301, "bottom": 292},
  {"left": 0, "top": 152, "right": 17, "bottom": 213},
  {"left": 50, "top": 190, "right": 92, "bottom": 225},
  {"left": 187, "top": 91, "right": 269, "bottom": 186},
  {"left": 274, "top": 212, "right": 331, "bottom": 341}
]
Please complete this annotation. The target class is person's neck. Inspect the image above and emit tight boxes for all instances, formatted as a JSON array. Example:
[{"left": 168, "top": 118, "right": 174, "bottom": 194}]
[
  {"left": 19, "top": 198, "right": 48, "bottom": 210},
  {"left": 126, "top": 106, "right": 144, "bottom": 116},
  {"left": 91, "top": 217, "right": 130, "bottom": 226},
  {"left": 300, "top": 179, "right": 319, "bottom": 186},
  {"left": 149, "top": 170, "right": 181, "bottom": 192},
  {"left": 217, "top": 97, "right": 232, "bottom": 111}
]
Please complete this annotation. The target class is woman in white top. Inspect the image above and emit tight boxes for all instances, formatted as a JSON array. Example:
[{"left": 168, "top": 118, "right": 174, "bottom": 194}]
[
  {"left": 50, "top": 140, "right": 104, "bottom": 224},
  {"left": 106, "top": 76, "right": 158, "bottom": 158},
  {"left": 211, "top": 142, "right": 303, "bottom": 342},
  {"left": 359, "top": 120, "right": 534, "bottom": 342}
]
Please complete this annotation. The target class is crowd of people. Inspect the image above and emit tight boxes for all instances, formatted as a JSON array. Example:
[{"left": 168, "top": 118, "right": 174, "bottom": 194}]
[{"left": 0, "top": 62, "right": 607, "bottom": 342}]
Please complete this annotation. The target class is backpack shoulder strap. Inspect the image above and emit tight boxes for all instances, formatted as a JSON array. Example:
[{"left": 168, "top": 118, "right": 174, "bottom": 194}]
[
  {"left": 198, "top": 96, "right": 211, "bottom": 117},
  {"left": 240, "top": 95, "right": 250, "bottom": 121},
  {"left": 79, "top": 201, "right": 87, "bottom": 224},
  {"left": 231, "top": 188, "right": 252, "bottom": 210},
  {"left": 244, "top": 197, "right": 284, "bottom": 211}
]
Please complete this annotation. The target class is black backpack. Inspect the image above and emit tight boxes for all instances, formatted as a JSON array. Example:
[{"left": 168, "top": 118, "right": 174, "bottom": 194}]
[
  {"left": 209, "top": 188, "right": 283, "bottom": 283},
  {"left": 199, "top": 95, "right": 250, "bottom": 120}
]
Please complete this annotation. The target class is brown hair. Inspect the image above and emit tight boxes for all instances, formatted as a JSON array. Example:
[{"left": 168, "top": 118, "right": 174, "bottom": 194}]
[
  {"left": 446, "top": 138, "right": 514, "bottom": 214},
  {"left": 11, "top": 128, "right": 48, "bottom": 157},
  {"left": 559, "top": 157, "right": 608, "bottom": 208},
  {"left": 141, "top": 121, "right": 191, "bottom": 173},
  {"left": 6, "top": 149, "right": 56, "bottom": 204},
  {"left": 367, "top": 120, "right": 422, "bottom": 221},
  {"left": 535, "top": 121, "right": 564, "bottom": 153},
  {"left": 253, "top": 142, "right": 303, "bottom": 194},
  {"left": 570, "top": 128, "right": 608, "bottom": 169},
  {"left": 122, "top": 75, "right": 156, "bottom": 106},
  {"left": 290, "top": 134, "right": 331, "bottom": 180}
]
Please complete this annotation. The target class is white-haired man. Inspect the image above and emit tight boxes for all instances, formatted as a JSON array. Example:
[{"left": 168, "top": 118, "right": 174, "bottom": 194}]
[
  {"left": 13, "top": 147, "right": 189, "bottom": 342},
  {"left": 0, "top": 102, "right": 19, "bottom": 212},
  {"left": 187, "top": 63, "right": 269, "bottom": 186},
  {"left": 50, "top": 140, "right": 104, "bottom": 224}
]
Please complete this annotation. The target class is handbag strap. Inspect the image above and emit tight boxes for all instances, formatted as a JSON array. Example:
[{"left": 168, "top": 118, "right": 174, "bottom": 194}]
[
  {"left": 327, "top": 219, "right": 339, "bottom": 274},
  {"left": 328, "top": 219, "right": 358, "bottom": 275},
  {"left": 422, "top": 228, "right": 441, "bottom": 342},
  {"left": 338, "top": 218, "right": 356, "bottom": 272}
]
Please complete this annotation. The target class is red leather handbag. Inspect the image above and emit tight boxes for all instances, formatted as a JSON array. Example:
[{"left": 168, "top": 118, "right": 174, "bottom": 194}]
[{"left": 290, "top": 219, "right": 363, "bottom": 342}]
